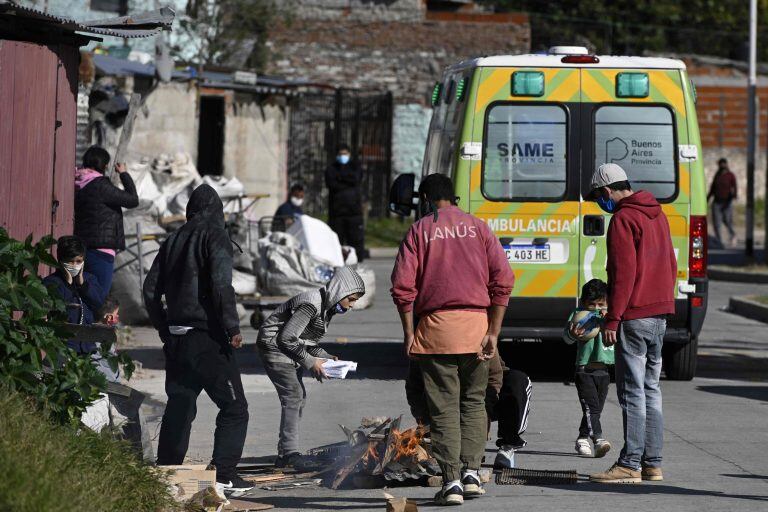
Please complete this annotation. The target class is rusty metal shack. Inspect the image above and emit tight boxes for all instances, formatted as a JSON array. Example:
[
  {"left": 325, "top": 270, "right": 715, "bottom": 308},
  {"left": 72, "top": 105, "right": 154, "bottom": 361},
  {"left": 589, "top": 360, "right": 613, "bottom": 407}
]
[{"left": 0, "top": 2, "right": 172, "bottom": 242}]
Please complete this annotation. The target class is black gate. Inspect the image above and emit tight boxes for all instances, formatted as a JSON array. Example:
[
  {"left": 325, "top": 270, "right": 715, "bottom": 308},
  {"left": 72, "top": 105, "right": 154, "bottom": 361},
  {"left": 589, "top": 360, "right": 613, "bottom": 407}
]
[{"left": 288, "top": 88, "right": 393, "bottom": 218}]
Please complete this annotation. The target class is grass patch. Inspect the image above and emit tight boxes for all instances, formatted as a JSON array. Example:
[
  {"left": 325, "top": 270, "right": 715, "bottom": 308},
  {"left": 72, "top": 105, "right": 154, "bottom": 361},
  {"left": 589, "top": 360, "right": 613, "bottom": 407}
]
[
  {"left": 0, "top": 388, "right": 176, "bottom": 512},
  {"left": 752, "top": 295, "right": 768, "bottom": 305},
  {"left": 366, "top": 216, "right": 413, "bottom": 247}
]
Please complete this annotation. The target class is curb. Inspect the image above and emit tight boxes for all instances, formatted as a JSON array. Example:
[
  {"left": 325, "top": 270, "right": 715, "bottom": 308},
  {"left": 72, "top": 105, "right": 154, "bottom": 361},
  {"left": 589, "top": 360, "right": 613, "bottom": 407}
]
[
  {"left": 708, "top": 266, "right": 768, "bottom": 284},
  {"left": 728, "top": 295, "right": 768, "bottom": 324}
]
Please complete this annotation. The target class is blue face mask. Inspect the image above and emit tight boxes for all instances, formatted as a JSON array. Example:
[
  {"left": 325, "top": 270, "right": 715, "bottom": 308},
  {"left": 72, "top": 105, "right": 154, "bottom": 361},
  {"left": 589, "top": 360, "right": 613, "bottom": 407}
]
[
  {"left": 337, "top": 154, "right": 350, "bottom": 165},
  {"left": 596, "top": 195, "right": 615, "bottom": 214},
  {"left": 334, "top": 303, "right": 348, "bottom": 315}
]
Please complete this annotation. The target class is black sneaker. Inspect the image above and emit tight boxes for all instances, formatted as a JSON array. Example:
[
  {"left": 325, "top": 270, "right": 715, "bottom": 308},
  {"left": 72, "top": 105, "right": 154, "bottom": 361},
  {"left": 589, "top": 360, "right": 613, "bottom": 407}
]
[
  {"left": 461, "top": 472, "right": 486, "bottom": 497},
  {"left": 434, "top": 483, "right": 464, "bottom": 506},
  {"left": 216, "top": 474, "right": 253, "bottom": 493},
  {"left": 509, "top": 435, "right": 528, "bottom": 450},
  {"left": 274, "top": 452, "right": 303, "bottom": 468}
]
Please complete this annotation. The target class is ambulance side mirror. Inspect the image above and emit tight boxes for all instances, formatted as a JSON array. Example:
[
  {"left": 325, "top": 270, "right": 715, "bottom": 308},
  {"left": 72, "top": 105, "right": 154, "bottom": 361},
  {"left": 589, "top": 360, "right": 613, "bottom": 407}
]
[{"left": 389, "top": 173, "right": 416, "bottom": 216}]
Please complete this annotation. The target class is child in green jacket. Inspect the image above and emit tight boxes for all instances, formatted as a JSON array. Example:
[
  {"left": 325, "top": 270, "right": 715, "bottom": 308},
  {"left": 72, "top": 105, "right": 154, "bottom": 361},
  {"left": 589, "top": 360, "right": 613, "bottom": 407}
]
[{"left": 563, "top": 279, "right": 615, "bottom": 458}]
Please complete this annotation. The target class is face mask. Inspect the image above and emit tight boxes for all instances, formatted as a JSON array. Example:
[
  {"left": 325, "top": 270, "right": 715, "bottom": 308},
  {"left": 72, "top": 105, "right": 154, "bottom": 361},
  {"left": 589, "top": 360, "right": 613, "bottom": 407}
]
[
  {"left": 596, "top": 195, "right": 615, "bottom": 214},
  {"left": 337, "top": 154, "right": 350, "bottom": 165},
  {"left": 290, "top": 197, "right": 304, "bottom": 207},
  {"left": 334, "top": 303, "right": 348, "bottom": 315},
  {"left": 63, "top": 262, "right": 83, "bottom": 278}
]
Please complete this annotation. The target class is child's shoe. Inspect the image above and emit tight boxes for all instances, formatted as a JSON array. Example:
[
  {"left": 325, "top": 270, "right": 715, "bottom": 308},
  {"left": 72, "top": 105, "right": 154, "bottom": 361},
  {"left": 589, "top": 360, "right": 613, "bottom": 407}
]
[
  {"left": 593, "top": 438, "right": 611, "bottom": 458},
  {"left": 274, "top": 452, "right": 303, "bottom": 468},
  {"left": 493, "top": 445, "right": 515, "bottom": 470},
  {"left": 575, "top": 438, "right": 592, "bottom": 456}
]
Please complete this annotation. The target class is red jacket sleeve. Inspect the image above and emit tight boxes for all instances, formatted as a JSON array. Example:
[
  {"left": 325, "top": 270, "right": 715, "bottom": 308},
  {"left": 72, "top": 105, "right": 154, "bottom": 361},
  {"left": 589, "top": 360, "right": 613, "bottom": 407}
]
[
  {"left": 481, "top": 221, "right": 515, "bottom": 306},
  {"left": 605, "top": 215, "right": 637, "bottom": 331},
  {"left": 390, "top": 224, "right": 420, "bottom": 313}
]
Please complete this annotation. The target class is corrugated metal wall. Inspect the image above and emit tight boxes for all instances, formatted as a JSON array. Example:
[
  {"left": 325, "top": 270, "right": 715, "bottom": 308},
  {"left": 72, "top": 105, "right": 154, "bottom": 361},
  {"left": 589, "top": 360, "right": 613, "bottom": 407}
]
[{"left": 0, "top": 39, "right": 78, "bottom": 243}]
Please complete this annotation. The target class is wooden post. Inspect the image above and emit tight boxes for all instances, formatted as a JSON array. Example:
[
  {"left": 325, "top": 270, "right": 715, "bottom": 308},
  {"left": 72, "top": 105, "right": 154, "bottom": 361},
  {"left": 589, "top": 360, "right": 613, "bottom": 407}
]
[{"left": 110, "top": 93, "right": 142, "bottom": 180}]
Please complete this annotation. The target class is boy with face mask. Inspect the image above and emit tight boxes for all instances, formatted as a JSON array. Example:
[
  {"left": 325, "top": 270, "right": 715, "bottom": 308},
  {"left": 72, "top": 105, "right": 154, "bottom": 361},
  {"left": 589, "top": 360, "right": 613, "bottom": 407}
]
[
  {"left": 274, "top": 183, "right": 305, "bottom": 229},
  {"left": 43, "top": 236, "right": 106, "bottom": 355},
  {"left": 257, "top": 267, "right": 365, "bottom": 468}
]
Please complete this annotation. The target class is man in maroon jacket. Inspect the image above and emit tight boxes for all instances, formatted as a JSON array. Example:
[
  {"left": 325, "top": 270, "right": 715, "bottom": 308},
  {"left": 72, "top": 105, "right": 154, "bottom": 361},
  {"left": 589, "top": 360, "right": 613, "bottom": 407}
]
[
  {"left": 587, "top": 164, "right": 677, "bottom": 484},
  {"left": 707, "top": 157, "right": 738, "bottom": 247},
  {"left": 391, "top": 174, "right": 514, "bottom": 505}
]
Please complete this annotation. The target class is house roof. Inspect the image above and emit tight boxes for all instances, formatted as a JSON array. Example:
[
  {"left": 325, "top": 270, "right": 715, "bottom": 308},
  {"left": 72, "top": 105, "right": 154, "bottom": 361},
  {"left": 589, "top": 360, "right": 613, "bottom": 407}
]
[
  {"left": 0, "top": 1, "right": 174, "bottom": 39},
  {"left": 92, "top": 54, "right": 309, "bottom": 95}
]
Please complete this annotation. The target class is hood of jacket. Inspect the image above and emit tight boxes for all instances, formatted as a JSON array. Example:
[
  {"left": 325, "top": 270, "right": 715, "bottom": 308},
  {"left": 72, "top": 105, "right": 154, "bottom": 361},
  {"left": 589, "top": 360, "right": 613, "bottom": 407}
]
[
  {"left": 75, "top": 167, "right": 103, "bottom": 190},
  {"left": 186, "top": 184, "right": 225, "bottom": 228},
  {"left": 323, "top": 267, "right": 365, "bottom": 315},
  {"left": 615, "top": 190, "right": 661, "bottom": 220}
]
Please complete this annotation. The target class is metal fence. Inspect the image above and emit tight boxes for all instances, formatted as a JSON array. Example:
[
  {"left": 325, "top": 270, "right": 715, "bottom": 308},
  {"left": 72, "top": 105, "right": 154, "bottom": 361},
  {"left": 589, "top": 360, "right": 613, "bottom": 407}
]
[{"left": 287, "top": 88, "right": 394, "bottom": 218}]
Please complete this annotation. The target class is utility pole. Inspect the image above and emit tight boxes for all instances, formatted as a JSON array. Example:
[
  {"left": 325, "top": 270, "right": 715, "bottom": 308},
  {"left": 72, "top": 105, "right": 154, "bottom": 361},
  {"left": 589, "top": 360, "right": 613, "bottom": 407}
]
[{"left": 746, "top": 0, "right": 757, "bottom": 259}]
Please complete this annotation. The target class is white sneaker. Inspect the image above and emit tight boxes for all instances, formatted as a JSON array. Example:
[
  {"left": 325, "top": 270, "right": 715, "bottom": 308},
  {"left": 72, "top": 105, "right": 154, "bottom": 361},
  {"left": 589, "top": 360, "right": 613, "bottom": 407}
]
[
  {"left": 594, "top": 438, "right": 612, "bottom": 458},
  {"left": 575, "top": 438, "right": 592, "bottom": 456},
  {"left": 494, "top": 445, "right": 515, "bottom": 469}
]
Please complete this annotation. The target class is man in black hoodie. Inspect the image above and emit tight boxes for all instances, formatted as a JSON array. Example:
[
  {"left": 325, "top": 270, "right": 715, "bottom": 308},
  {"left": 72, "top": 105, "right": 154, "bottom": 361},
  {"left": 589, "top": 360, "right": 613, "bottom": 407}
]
[
  {"left": 143, "top": 184, "right": 251, "bottom": 493},
  {"left": 325, "top": 144, "right": 367, "bottom": 261}
]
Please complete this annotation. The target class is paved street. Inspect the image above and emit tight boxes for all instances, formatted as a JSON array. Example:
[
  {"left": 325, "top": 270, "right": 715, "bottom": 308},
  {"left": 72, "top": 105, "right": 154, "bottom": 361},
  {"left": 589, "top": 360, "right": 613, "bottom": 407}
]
[{"left": 126, "top": 253, "right": 768, "bottom": 511}]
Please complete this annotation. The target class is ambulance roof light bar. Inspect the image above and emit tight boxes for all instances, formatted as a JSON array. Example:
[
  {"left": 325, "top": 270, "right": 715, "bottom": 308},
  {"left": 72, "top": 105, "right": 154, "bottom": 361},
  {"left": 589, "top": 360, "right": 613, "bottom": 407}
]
[
  {"left": 548, "top": 46, "right": 600, "bottom": 64},
  {"left": 548, "top": 46, "right": 589, "bottom": 55}
]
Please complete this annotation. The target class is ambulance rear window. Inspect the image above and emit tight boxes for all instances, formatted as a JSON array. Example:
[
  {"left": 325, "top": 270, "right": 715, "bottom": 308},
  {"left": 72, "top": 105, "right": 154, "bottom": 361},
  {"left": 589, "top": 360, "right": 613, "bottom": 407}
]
[
  {"left": 593, "top": 105, "right": 677, "bottom": 200},
  {"left": 482, "top": 104, "right": 568, "bottom": 201}
]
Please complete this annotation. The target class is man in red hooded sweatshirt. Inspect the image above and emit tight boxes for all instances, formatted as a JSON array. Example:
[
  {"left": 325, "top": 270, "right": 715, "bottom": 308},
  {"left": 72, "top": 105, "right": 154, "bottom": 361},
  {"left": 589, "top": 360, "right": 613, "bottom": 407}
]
[{"left": 587, "top": 163, "right": 676, "bottom": 485}]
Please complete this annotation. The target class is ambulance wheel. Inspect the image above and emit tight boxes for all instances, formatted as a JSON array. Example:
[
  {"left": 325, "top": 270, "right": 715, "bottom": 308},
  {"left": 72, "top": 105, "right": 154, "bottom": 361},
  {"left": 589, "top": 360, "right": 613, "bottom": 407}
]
[
  {"left": 663, "top": 335, "right": 698, "bottom": 381},
  {"left": 250, "top": 310, "right": 263, "bottom": 330}
]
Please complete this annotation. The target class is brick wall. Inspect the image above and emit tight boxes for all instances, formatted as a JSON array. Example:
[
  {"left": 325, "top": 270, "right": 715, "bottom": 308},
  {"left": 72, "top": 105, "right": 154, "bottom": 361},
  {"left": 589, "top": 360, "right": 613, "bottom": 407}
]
[
  {"left": 693, "top": 78, "right": 768, "bottom": 201},
  {"left": 266, "top": 16, "right": 530, "bottom": 104}
]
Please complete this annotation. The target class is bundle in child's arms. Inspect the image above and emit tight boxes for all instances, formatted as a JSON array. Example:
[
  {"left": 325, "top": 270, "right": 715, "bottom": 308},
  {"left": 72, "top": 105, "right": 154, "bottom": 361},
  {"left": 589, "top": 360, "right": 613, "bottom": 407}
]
[{"left": 570, "top": 310, "right": 603, "bottom": 341}]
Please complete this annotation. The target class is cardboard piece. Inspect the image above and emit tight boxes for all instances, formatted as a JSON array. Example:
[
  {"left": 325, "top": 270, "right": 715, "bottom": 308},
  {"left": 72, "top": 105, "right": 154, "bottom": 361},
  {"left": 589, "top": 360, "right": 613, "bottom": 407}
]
[
  {"left": 383, "top": 492, "right": 418, "bottom": 512},
  {"left": 162, "top": 464, "right": 216, "bottom": 499}
]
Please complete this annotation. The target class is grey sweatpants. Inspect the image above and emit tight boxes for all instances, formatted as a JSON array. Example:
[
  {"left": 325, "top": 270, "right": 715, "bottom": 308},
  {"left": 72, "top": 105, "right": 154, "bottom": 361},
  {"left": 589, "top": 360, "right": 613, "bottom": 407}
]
[{"left": 264, "top": 362, "right": 306, "bottom": 456}]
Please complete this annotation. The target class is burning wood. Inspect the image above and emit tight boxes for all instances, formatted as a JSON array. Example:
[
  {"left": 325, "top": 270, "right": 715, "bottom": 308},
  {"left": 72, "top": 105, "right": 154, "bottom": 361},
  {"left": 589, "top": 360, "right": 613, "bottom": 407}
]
[{"left": 320, "top": 415, "right": 439, "bottom": 490}]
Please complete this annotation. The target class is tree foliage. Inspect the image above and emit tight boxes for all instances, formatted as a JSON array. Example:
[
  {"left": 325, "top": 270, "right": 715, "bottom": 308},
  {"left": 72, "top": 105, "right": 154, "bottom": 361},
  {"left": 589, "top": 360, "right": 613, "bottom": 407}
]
[
  {"left": 0, "top": 229, "right": 133, "bottom": 425},
  {"left": 481, "top": 0, "right": 768, "bottom": 60},
  {"left": 176, "top": 0, "right": 276, "bottom": 71}
]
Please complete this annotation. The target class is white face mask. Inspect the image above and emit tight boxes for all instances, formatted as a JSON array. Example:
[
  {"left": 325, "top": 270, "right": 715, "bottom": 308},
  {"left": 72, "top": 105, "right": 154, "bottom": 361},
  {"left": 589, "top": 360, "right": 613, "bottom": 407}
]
[
  {"left": 290, "top": 196, "right": 304, "bottom": 207},
  {"left": 63, "top": 262, "right": 84, "bottom": 278}
]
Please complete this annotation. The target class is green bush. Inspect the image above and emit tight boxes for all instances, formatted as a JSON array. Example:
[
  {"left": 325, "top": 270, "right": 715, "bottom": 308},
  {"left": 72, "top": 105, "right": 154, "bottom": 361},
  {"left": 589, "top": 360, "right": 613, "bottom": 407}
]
[
  {"left": 366, "top": 217, "right": 413, "bottom": 248},
  {"left": 0, "top": 388, "right": 175, "bottom": 512},
  {"left": 0, "top": 228, "right": 132, "bottom": 425}
]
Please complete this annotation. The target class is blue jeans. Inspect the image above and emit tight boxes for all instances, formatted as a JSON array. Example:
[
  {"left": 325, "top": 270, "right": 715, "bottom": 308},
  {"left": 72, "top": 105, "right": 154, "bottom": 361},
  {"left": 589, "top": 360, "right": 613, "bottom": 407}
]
[
  {"left": 615, "top": 317, "right": 666, "bottom": 470},
  {"left": 85, "top": 249, "right": 115, "bottom": 297}
]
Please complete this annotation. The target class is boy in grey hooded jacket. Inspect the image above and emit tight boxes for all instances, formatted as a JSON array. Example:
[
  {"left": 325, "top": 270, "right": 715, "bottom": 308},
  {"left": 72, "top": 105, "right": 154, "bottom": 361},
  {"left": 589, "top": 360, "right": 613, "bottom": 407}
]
[{"left": 257, "top": 267, "right": 365, "bottom": 466}]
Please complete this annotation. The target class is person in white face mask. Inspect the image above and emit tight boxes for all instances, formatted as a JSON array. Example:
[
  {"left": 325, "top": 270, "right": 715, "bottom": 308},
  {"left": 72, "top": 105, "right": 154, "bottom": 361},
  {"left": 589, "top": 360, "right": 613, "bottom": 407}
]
[
  {"left": 42, "top": 236, "right": 106, "bottom": 355},
  {"left": 324, "top": 143, "right": 367, "bottom": 261},
  {"left": 274, "top": 183, "right": 305, "bottom": 229}
]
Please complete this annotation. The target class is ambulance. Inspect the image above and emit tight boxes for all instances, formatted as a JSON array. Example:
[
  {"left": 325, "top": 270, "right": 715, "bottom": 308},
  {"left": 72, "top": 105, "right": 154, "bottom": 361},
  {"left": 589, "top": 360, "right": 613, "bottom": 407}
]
[{"left": 389, "top": 47, "right": 708, "bottom": 380}]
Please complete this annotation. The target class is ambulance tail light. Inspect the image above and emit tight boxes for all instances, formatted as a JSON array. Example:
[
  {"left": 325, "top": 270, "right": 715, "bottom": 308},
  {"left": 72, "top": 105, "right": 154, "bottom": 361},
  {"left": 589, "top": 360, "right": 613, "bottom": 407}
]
[
  {"left": 561, "top": 55, "right": 600, "bottom": 64},
  {"left": 689, "top": 216, "right": 707, "bottom": 278}
]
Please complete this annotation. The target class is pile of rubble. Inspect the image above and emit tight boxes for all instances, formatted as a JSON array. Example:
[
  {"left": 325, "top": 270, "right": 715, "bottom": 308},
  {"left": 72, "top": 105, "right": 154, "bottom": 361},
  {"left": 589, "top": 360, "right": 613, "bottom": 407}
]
[{"left": 111, "top": 153, "right": 375, "bottom": 325}]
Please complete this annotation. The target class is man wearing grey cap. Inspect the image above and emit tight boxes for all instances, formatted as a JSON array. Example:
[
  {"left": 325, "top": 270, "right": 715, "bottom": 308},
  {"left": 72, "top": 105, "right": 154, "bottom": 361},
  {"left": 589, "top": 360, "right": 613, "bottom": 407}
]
[{"left": 587, "top": 163, "right": 677, "bottom": 484}]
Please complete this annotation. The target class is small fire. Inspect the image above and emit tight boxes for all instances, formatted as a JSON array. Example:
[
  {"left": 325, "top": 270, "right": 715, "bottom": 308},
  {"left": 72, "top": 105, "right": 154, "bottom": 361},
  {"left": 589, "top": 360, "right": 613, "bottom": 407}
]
[
  {"left": 362, "top": 441, "right": 380, "bottom": 464},
  {"left": 392, "top": 426, "right": 426, "bottom": 461}
]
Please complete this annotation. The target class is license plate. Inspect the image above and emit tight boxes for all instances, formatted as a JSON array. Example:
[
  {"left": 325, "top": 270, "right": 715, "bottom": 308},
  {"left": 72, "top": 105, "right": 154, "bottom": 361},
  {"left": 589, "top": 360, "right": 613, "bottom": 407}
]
[{"left": 504, "top": 244, "right": 551, "bottom": 263}]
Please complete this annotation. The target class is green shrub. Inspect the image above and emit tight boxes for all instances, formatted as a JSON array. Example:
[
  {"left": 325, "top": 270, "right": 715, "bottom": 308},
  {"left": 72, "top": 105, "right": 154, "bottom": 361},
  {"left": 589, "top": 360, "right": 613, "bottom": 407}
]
[
  {"left": 0, "top": 388, "right": 175, "bottom": 512},
  {"left": 0, "top": 229, "right": 133, "bottom": 425}
]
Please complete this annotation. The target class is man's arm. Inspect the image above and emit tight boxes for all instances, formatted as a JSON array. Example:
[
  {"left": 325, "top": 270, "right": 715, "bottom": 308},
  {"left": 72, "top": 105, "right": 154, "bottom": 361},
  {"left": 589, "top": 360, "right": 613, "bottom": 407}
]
[
  {"left": 142, "top": 246, "right": 170, "bottom": 341},
  {"left": 604, "top": 216, "right": 637, "bottom": 341},
  {"left": 391, "top": 226, "right": 419, "bottom": 357},
  {"left": 206, "top": 229, "right": 240, "bottom": 343}
]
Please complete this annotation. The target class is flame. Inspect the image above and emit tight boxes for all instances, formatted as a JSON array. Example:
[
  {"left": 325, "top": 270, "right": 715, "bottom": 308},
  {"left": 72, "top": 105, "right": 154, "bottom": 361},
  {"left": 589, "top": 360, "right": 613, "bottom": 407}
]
[
  {"left": 362, "top": 441, "right": 380, "bottom": 464},
  {"left": 392, "top": 426, "right": 425, "bottom": 461}
]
